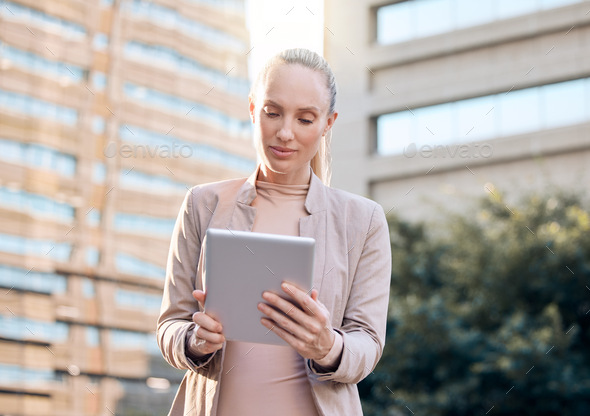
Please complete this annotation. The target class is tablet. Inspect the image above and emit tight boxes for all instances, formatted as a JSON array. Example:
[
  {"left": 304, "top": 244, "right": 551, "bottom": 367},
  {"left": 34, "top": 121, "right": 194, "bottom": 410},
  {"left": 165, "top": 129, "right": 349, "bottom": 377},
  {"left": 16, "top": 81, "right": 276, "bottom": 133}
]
[{"left": 203, "top": 228, "right": 315, "bottom": 346}]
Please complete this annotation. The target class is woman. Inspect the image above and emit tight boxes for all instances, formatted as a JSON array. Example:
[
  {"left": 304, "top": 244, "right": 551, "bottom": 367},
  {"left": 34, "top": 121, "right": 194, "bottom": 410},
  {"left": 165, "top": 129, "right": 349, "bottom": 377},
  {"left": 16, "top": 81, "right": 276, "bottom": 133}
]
[{"left": 157, "top": 48, "right": 391, "bottom": 416}]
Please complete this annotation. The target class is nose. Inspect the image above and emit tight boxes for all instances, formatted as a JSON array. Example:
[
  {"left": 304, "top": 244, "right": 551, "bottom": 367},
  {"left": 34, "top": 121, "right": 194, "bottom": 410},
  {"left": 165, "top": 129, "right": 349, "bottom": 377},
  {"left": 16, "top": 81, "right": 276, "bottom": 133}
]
[{"left": 277, "top": 118, "right": 294, "bottom": 142}]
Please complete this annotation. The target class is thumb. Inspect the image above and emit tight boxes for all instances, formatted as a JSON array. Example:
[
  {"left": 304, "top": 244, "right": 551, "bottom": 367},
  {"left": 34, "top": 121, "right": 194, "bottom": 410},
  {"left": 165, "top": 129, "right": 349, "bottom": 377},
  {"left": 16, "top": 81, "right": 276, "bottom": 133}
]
[
  {"left": 192, "top": 290, "right": 206, "bottom": 308},
  {"left": 310, "top": 289, "right": 319, "bottom": 302}
]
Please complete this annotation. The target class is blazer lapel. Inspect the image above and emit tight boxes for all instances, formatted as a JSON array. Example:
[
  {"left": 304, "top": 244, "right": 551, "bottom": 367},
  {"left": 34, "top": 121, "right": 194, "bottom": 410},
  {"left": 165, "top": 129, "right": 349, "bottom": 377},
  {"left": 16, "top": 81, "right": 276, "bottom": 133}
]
[
  {"left": 299, "top": 168, "right": 328, "bottom": 295},
  {"left": 300, "top": 212, "right": 327, "bottom": 294},
  {"left": 227, "top": 166, "right": 259, "bottom": 232},
  {"left": 228, "top": 202, "right": 256, "bottom": 232}
]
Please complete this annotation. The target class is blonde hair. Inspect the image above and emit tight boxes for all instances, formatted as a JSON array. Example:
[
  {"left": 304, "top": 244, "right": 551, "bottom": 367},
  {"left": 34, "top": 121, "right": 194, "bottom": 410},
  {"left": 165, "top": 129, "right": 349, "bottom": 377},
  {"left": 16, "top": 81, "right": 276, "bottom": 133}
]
[{"left": 249, "top": 48, "right": 337, "bottom": 186}]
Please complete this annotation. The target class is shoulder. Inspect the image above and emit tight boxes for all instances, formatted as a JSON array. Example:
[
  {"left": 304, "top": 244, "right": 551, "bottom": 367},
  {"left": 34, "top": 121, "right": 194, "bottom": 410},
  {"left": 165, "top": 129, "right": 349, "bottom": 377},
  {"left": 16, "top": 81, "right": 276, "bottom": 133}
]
[
  {"left": 186, "top": 176, "right": 248, "bottom": 203},
  {"left": 325, "top": 186, "right": 384, "bottom": 218}
]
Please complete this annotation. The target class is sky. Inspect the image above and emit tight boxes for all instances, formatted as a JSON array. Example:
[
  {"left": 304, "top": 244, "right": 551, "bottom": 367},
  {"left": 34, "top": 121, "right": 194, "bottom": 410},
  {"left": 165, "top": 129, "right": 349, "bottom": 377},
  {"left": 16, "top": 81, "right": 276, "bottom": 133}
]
[{"left": 244, "top": 0, "right": 324, "bottom": 83}]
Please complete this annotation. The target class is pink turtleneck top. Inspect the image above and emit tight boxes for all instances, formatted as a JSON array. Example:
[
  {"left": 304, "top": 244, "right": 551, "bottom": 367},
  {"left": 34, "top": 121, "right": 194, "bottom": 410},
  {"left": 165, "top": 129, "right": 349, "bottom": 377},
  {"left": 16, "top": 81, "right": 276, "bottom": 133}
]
[{"left": 216, "top": 179, "right": 319, "bottom": 415}]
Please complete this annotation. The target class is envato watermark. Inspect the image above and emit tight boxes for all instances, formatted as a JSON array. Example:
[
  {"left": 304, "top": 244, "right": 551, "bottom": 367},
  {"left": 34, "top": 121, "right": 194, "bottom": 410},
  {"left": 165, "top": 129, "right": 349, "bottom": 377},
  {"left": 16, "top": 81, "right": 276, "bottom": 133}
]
[
  {"left": 103, "top": 141, "right": 193, "bottom": 159},
  {"left": 403, "top": 142, "right": 493, "bottom": 159}
]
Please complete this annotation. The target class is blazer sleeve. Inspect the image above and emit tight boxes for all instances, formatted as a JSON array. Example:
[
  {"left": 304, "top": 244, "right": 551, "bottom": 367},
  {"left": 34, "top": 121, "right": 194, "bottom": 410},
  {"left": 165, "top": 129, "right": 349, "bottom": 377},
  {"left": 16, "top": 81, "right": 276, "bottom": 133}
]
[
  {"left": 309, "top": 203, "right": 392, "bottom": 384},
  {"left": 156, "top": 187, "right": 217, "bottom": 371}
]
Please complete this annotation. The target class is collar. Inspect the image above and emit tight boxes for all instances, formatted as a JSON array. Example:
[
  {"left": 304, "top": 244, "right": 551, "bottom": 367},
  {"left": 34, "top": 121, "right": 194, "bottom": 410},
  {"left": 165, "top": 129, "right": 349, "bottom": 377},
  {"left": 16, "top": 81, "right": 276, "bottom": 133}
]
[{"left": 236, "top": 164, "right": 327, "bottom": 214}]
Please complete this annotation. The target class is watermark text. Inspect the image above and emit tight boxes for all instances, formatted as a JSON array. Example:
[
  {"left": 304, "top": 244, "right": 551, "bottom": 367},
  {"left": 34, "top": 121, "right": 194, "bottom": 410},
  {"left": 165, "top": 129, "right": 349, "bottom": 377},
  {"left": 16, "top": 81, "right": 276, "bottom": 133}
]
[
  {"left": 103, "top": 141, "right": 193, "bottom": 159},
  {"left": 403, "top": 142, "right": 493, "bottom": 159}
]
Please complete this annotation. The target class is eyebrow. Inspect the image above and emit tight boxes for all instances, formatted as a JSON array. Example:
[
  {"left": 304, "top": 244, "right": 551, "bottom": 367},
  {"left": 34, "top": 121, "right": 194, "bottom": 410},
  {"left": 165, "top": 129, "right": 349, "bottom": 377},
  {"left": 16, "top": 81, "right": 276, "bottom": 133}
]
[{"left": 263, "top": 99, "right": 320, "bottom": 112}]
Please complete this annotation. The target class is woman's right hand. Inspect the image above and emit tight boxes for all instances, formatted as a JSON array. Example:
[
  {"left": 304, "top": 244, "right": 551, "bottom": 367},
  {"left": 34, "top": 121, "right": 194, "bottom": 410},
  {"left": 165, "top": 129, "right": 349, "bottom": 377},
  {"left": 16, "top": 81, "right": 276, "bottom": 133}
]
[{"left": 187, "top": 290, "right": 225, "bottom": 356}]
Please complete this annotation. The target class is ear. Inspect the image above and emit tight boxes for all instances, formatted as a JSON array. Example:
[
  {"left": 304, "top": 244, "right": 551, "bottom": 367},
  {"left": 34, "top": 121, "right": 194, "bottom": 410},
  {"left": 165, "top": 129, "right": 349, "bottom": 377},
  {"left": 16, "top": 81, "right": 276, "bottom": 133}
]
[
  {"left": 323, "top": 111, "right": 338, "bottom": 135},
  {"left": 248, "top": 95, "right": 256, "bottom": 123}
]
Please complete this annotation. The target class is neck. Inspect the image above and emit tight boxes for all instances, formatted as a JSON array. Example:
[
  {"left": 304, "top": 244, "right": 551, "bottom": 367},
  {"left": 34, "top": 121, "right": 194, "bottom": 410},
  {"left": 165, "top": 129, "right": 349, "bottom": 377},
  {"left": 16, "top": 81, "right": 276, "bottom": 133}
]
[{"left": 257, "top": 164, "right": 312, "bottom": 185}]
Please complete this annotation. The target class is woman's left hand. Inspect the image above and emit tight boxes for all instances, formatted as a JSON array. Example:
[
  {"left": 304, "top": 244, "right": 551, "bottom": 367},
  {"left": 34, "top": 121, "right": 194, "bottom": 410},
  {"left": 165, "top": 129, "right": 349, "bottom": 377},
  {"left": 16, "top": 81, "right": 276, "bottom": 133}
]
[{"left": 258, "top": 282, "right": 335, "bottom": 360}]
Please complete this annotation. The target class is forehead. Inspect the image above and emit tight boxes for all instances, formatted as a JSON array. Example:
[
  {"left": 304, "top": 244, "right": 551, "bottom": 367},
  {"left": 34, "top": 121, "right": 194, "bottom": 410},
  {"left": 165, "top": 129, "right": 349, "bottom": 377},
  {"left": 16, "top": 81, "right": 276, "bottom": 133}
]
[{"left": 259, "top": 63, "right": 330, "bottom": 111}]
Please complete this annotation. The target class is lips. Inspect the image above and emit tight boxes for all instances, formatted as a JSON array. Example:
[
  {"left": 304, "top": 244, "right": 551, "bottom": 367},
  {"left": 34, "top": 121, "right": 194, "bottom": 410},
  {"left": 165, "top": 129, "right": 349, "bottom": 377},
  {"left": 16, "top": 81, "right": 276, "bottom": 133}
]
[{"left": 269, "top": 146, "right": 295, "bottom": 158}]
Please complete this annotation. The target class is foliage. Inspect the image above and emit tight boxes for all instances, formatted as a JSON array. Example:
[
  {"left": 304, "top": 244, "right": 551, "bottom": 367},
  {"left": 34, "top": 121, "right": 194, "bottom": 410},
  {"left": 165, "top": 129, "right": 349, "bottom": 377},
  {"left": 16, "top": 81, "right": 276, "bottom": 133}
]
[{"left": 360, "top": 190, "right": 590, "bottom": 416}]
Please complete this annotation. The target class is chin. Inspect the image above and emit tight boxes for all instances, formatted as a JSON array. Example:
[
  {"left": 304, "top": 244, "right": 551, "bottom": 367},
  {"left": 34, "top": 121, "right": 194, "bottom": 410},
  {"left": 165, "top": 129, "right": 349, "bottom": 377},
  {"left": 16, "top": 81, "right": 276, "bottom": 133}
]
[{"left": 265, "top": 162, "right": 290, "bottom": 175}]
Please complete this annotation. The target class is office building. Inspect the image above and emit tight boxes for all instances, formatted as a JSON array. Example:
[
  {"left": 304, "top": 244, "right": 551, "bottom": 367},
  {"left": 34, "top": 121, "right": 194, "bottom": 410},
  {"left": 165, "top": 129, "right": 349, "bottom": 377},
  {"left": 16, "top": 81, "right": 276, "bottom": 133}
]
[
  {"left": 0, "top": 0, "right": 255, "bottom": 414},
  {"left": 324, "top": 0, "right": 590, "bottom": 222}
]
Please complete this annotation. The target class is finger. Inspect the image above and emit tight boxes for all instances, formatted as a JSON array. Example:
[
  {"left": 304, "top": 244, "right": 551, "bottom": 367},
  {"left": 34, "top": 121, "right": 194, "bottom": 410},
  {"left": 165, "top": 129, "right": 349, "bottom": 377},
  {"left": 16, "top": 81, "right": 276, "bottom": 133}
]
[
  {"left": 261, "top": 291, "right": 315, "bottom": 328},
  {"left": 192, "top": 336, "right": 224, "bottom": 355},
  {"left": 200, "top": 344, "right": 224, "bottom": 355},
  {"left": 281, "top": 282, "right": 321, "bottom": 317},
  {"left": 192, "top": 290, "right": 206, "bottom": 308},
  {"left": 257, "top": 302, "right": 312, "bottom": 342},
  {"left": 192, "top": 311, "right": 223, "bottom": 333},
  {"left": 310, "top": 289, "right": 329, "bottom": 313},
  {"left": 260, "top": 318, "right": 305, "bottom": 352},
  {"left": 195, "top": 326, "right": 225, "bottom": 345}
]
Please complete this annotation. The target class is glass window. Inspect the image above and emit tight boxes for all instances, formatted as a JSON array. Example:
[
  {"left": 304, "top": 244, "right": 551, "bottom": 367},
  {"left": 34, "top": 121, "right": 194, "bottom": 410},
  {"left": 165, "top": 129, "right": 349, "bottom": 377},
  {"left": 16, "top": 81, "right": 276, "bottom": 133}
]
[
  {"left": 414, "top": 102, "right": 454, "bottom": 144},
  {"left": 0, "top": 233, "right": 71, "bottom": 262},
  {"left": 86, "top": 246, "right": 99, "bottom": 266},
  {"left": 81, "top": 278, "right": 95, "bottom": 298},
  {"left": 93, "top": 33, "right": 109, "bottom": 50},
  {"left": 498, "top": 87, "right": 541, "bottom": 137},
  {"left": 497, "top": 0, "right": 537, "bottom": 19},
  {"left": 185, "top": 0, "right": 244, "bottom": 12},
  {"left": 114, "top": 213, "right": 175, "bottom": 237},
  {"left": 0, "top": 364, "right": 56, "bottom": 384},
  {"left": 540, "top": 0, "right": 580, "bottom": 10},
  {"left": 415, "top": 0, "right": 453, "bottom": 39},
  {"left": 115, "top": 253, "right": 165, "bottom": 279},
  {"left": 0, "top": 315, "right": 69, "bottom": 343},
  {"left": 0, "top": 186, "right": 75, "bottom": 222},
  {"left": 376, "top": 77, "right": 590, "bottom": 155},
  {"left": 86, "top": 326, "right": 100, "bottom": 346},
  {"left": 86, "top": 208, "right": 101, "bottom": 227},
  {"left": 92, "top": 72, "right": 107, "bottom": 91},
  {"left": 376, "top": 2, "right": 413, "bottom": 45},
  {"left": 1, "top": 2, "right": 86, "bottom": 39},
  {"left": 110, "top": 329, "right": 159, "bottom": 354},
  {"left": 0, "top": 139, "right": 76, "bottom": 176},
  {"left": 92, "top": 162, "right": 106, "bottom": 184},
  {"left": 454, "top": 0, "right": 493, "bottom": 28},
  {"left": 0, "top": 89, "right": 78, "bottom": 125},
  {"left": 118, "top": 124, "right": 255, "bottom": 173},
  {"left": 92, "top": 116, "right": 106, "bottom": 134},
  {"left": 455, "top": 95, "right": 496, "bottom": 142},
  {"left": 123, "top": 83, "right": 251, "bottom": 138},
  {"left": 123, "top": 41, "right": 250, "bottom": 97},
  {"left": 119, "top": 169, "right": 188, "bottom": 194},
  {"left": 377, "top": 112, "right": 414, "bottom": 156},
  {"left": 0, "top": 264, "right": 66, "bottom": 294},
  {"left": 376, "top": 0, "right": 584, "bottom": 45},
  {"left": 541, "top": 78, "right": 586, "bottom": 129},
  {"left": 122, "top": 0, "right": 244, "bottom": 51},
  {"left": 0, "top": 42, "right": 84, "bottom": 82},
  {"left": 115, "top": 289, "right": 162, "bottom": 313}
]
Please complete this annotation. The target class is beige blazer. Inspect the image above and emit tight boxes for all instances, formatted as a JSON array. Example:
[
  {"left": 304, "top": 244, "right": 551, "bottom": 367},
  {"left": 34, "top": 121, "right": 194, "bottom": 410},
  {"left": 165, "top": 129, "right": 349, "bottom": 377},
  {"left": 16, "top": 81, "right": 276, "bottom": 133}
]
[{"left": 157, "top": 165, "right": 392, "bottom": 416}]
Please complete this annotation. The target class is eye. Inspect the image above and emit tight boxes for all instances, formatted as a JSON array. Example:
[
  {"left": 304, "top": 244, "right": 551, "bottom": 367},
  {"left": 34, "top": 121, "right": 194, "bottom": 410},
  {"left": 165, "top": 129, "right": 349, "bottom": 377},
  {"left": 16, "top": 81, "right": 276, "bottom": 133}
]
[
  {"left": 299, "top": 119, "right": 313, "bottom": 125},
  {"left": 265, "top": 111, "right": 279, "bottom": 118}
]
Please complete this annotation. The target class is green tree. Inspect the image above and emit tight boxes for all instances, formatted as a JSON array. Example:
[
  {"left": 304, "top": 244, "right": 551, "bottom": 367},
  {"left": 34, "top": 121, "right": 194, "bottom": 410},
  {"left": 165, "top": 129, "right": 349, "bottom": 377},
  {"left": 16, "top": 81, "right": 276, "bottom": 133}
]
[{"left": 360, "top": 190, "right": 590, "bottom": 416}]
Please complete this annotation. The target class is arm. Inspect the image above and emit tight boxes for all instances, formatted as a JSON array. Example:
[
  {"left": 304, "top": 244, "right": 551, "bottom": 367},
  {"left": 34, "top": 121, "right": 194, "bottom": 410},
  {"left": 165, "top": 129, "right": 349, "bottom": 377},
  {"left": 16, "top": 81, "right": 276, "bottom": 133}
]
[
  {"left": 310, "top": 203, "right": 392, "bottom": 384},
  {"left": 156, "top": 187, "right": 218, "bottom": 371}
]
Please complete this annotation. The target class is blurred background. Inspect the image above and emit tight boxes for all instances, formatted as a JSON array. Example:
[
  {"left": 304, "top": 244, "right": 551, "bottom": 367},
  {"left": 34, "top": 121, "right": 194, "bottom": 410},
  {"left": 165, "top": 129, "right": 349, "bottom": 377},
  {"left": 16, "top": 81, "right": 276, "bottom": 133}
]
[{"left": 0, "top": 0, "right": 589, "bottom": 415}]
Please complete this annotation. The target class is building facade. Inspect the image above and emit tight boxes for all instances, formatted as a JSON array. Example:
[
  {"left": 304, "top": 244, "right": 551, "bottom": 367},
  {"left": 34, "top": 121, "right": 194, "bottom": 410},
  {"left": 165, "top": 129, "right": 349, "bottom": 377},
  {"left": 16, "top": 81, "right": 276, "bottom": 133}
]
[
  {"left": 0, "top": 0, "right": 255, "bottom": 414},
  {"left": 324, "top": 0, "right": 590, "bottom": 222}
]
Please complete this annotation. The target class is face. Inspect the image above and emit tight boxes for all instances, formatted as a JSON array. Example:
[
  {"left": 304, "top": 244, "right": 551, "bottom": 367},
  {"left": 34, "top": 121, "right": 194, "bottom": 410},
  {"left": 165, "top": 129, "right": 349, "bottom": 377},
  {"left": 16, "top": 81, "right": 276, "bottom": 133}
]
[{"left": 249, "top": 63, "right": 338, "bottom": 185}]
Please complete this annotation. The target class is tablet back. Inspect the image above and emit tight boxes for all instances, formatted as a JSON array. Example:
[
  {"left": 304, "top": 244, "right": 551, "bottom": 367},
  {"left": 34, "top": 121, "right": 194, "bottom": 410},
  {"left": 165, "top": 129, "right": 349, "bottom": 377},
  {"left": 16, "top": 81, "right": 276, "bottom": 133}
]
[{"left": 203, "top": 228, "right": 315, "bottom": 346}]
